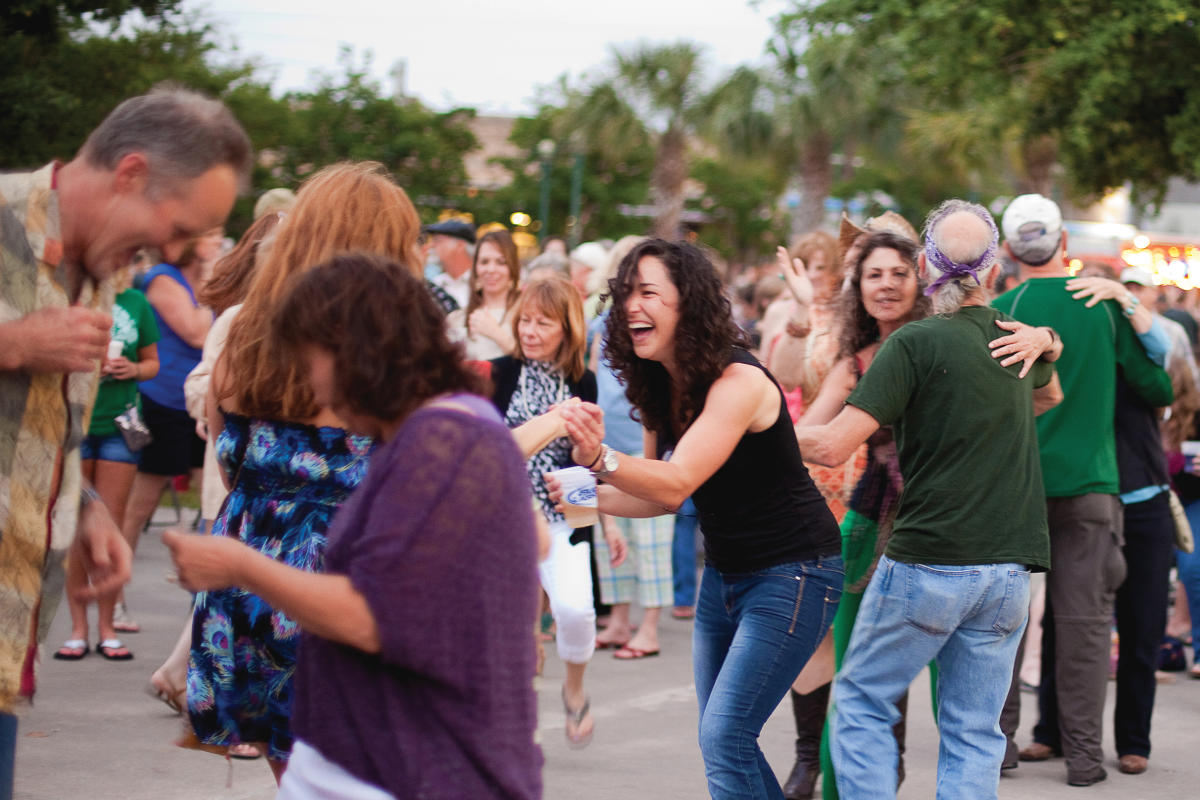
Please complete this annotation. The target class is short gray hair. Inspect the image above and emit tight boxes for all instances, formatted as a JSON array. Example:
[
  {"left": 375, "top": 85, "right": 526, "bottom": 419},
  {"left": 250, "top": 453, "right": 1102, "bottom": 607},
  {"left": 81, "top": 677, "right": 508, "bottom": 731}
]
[
  {"left": 922, "top": 199, "right": 999, "bottom": 314},
  {"left": 524, "top": 251, "right": 570, "bottom": 278},
  {"left": 80, "top": 85, "right": 253, "bottom": 192}
]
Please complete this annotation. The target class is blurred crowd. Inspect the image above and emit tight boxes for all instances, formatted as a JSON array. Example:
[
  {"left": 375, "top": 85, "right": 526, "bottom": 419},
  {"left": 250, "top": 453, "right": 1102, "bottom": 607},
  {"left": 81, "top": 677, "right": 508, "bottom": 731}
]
[{"left": 3, "top": 86, "right": 1200, "bottom": 800}]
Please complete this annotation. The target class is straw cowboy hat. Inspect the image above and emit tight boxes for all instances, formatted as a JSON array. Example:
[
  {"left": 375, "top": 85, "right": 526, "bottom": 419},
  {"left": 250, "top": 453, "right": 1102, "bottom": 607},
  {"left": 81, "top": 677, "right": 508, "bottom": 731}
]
[{"left": 837, "top": 210, "right": 919, "bottom": 258}]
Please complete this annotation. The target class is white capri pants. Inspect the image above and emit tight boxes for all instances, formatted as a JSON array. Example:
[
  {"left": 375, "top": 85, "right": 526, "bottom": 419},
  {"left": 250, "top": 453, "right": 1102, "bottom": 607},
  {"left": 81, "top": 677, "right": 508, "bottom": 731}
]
[
  {"left": 277, "top": 740, "right": 394, "bottom": 799},
  {"left": 539, "top": 519, "right": 597, "bottom": 664}
]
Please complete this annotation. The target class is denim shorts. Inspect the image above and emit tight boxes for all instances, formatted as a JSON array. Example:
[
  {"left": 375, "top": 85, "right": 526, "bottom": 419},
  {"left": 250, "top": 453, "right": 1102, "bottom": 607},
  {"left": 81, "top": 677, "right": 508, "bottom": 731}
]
[{"left": 79, "top": 432, "right": 138, "bottom": 465}]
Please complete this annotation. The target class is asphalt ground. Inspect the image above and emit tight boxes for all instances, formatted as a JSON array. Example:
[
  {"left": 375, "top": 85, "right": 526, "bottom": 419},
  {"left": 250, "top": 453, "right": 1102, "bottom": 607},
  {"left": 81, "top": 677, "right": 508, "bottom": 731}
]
[{"left": 16, "top": 508, "right": 1200, "bottom": 799}]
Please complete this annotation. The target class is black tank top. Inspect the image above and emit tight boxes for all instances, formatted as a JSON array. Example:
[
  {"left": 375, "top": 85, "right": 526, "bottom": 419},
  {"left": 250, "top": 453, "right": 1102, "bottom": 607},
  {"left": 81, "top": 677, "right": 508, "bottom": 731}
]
[{"left": 659, "top": 349, "right": 841, "bottom": 574}]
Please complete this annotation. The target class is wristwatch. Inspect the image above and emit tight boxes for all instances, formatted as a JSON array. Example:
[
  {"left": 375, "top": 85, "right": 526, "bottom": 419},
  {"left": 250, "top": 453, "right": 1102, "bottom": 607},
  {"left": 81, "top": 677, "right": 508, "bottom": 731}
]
[{"left": 590, "top": 444, "right": 619, "bottom": 477}]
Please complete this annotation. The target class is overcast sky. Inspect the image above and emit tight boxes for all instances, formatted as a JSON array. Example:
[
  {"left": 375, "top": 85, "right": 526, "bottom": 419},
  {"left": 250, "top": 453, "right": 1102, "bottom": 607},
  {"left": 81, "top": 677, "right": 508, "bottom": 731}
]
[{"left": 188, "top": 0, "right": 782, "bottom": 114}]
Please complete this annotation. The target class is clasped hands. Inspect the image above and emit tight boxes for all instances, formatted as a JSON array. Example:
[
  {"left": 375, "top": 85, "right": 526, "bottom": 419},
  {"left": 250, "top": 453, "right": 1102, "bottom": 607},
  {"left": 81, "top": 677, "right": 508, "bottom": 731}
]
[
  {"left": 560, "top": 402, "right": 607, "bottom": 468},
  {"left": 541, "top": 401, "right": 606, "bottom": 504},
  {"left": 468, "top": 309, "right": 504, "bottom": 342},
  {"left": 543, "top": 402, "right": 627, "bottom": 566}
]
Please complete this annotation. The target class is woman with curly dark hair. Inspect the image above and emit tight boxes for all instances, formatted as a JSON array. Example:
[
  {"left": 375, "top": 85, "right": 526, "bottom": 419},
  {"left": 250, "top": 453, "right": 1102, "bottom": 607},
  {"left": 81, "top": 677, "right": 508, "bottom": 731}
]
[
  {"left": 555, "top": 238, "right": 843, "bottom": 798},
  {"left": 164, "top": 252, "right": 542, "bottom": 799},
  {"left": 787, "top": 231, "right": 929, "bottom": 799}
]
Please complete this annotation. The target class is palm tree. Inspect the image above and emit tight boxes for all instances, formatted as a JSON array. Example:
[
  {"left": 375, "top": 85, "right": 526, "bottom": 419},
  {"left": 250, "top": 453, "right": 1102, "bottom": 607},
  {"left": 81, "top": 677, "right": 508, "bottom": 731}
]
[
  {"left": 609, "top": 41, "right": 710, "bottom": 239},
  {"left": 702, "top": 30, "right": 896, "bottom": 239},
  {"left": 769, "top": 31, "right": 895, "bottom": 236}
]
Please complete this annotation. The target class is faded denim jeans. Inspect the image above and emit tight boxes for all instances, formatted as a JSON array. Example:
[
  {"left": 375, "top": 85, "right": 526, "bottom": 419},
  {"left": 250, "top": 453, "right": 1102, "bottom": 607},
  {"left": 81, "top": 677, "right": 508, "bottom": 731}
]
[{"left": 832, "top": 556, "right": 1029, "bottom": 800}]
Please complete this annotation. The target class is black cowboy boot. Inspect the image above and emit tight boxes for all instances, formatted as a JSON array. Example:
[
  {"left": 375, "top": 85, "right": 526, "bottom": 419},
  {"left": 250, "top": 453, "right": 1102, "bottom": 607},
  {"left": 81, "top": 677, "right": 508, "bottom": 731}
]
[{"left": 783, "top": 683, "right": 830, "bottom": 800}]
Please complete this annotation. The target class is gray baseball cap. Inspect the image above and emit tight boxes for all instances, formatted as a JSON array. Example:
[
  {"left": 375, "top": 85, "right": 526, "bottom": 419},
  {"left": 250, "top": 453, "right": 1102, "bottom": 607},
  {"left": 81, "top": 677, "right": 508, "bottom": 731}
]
[{"left": 1001, "top": 194, "right": 1063, "bottom": 266}]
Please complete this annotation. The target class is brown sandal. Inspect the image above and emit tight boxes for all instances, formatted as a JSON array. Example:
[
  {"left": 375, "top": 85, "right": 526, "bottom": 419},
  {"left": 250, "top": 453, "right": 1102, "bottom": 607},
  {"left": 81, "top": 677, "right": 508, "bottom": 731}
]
[{"left": 228, "top": 743, "right": 262, "bottom": 760}]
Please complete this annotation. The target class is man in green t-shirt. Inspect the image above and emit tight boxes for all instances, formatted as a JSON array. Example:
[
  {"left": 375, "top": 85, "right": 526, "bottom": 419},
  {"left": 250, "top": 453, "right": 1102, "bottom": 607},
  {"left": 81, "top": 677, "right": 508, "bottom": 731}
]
[
  {"left": 992, "top": 194, "right": 1173, "bottom": 787},
  {"left": 795, "top": 200, "right": 1062, "bottom": 799}
]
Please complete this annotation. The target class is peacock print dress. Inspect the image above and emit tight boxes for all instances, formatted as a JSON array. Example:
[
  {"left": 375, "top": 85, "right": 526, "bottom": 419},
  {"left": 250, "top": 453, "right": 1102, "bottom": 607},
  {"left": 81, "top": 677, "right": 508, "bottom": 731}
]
[{"left": 186, "top": 413, "right": 373, "bottom": 760}]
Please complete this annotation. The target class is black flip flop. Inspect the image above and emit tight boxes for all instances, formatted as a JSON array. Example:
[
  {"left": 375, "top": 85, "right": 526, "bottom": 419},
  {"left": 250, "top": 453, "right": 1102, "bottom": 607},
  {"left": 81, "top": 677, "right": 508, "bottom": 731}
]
[
  {"left": 96, "top": 639, "right": 134, "bottom": 661},
  {"left": 53, "top": 639, "right": 89, "bottom": 661}
]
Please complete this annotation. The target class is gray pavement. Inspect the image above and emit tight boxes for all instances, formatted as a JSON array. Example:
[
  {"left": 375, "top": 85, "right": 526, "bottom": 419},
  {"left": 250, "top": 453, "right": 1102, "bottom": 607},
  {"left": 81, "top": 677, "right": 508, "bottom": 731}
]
[{"left": 16, "top": 510, "right": 1200, "bottom": 798}]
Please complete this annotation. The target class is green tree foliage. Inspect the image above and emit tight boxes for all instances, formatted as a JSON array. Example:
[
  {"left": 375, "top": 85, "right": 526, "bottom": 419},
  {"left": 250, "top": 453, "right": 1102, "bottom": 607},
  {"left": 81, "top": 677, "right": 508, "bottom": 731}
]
[
  {"left": 1, "top": 1, "right": 187, "bottom": 166},
  {"left": 785, "top": 0, "right": 1200, "bottom": 205},
  {"left": 1, "top": 10, "right": 478, "bottom": 235},
  {"left": 273, "top": 49, "right": 477, "bottom": 221},
  {"left": 463, "top": 102, "right": 654, "bottom": 242},
  {"left": 1, "top": 1, "right": 176, "bottom": 40},
  {"left": 519, "top": 42, "right": 718, "bottom": 241},
  {"left": 689, "top": 157, "right": 786, "bottom": 267},
  {"left": 501, "top": 43, "right": 793, "bottom": 260}
]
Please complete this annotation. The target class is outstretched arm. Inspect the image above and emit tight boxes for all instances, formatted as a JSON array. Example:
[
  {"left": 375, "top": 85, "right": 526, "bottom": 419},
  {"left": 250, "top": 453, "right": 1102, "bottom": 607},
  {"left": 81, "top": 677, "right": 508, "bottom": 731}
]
[
  {"left": 794, "top": 405, "right": 881, "bottom": 467},
  {"left": 797, "top": 357, "right": 857, "bottom": 427},
  {"left": 561, "top": 364, "right": 775, "bottom": 511},
  {"left": 1066, "top": 277, "right": 1154, "bottom": 334},
  {"left": 163, "top": 529, "right": 380, "bottom": 652}
]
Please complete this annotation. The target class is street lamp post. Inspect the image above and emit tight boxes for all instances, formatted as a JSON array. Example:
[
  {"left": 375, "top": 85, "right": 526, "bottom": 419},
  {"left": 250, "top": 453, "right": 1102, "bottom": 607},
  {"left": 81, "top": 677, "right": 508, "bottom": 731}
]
[
  {"left": 537, "top": 138, "right": 555, "bottom": 243},
  {"left": 568, "top": 146, "right": 585, "bottom": 248}
]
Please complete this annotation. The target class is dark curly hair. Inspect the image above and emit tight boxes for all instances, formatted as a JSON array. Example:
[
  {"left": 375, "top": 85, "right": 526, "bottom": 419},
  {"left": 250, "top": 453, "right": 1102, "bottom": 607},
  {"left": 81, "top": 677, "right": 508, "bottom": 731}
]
[
  {"left": 272, "top": 252, "right": 484, "bottom": 423},
  {"left": 603, "top": 239, "right": 749, "bottom": 440},
  {"left": 837, "top": 231, "right": 929, "bottom": 359}
]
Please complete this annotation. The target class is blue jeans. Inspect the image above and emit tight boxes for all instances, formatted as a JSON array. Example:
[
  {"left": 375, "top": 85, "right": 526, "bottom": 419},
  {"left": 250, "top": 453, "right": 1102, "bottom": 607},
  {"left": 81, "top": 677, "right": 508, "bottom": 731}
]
[
  {"left": 1179, "top": 500, "right": 1200, "bottom": 661},
  {"left": 672, "top": 497, "right": 699, "bottom": 607},
  {"left": 832, "top": 556, "right": 1029, "bottom": 800},
  {"left": 0, "top": 711, "right": 15, "bottom": 800},
  {"left": 693, "top": 556, "right": 843, "bottom": 799}
]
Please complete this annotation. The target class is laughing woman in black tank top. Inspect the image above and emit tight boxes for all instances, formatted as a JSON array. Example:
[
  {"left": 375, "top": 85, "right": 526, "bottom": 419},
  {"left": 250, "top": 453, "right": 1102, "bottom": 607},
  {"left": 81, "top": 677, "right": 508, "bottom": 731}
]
[{"left": 553, "top": 239, "right": 843, "bottom": 799}]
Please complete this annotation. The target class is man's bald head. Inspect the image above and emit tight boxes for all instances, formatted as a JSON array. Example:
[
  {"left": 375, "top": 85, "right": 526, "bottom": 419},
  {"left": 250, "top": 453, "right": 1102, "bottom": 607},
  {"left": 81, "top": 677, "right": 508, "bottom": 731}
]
[
  {"left": 929, "top": 209, "right": 993, "bottom": 265},
  {"left": 921, "top": 199, "right": 1001, "bottom": 313}
]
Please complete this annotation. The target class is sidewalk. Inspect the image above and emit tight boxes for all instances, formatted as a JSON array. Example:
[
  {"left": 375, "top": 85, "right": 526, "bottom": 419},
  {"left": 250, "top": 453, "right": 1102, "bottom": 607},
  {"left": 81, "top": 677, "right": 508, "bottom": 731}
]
[{"left": 17, "top": 509, "right": 1200, "bottom": 798}]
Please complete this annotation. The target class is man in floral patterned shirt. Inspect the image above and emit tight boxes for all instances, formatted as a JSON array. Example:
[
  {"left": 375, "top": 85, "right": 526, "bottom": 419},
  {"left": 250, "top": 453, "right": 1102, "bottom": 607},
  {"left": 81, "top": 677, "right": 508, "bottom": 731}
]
[{"left": 0, "top": 86, "right": 250, "bottom": 797}]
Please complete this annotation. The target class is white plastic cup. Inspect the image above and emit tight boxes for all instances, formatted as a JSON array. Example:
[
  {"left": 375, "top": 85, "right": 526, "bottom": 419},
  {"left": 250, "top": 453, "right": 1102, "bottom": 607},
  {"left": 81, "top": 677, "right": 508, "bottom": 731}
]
[
  {"left": 107, "top": 340, "right": 123, "bottom": 361},
  {"left": 548, "top": 466, "right": 598, "bottom": 528}
]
